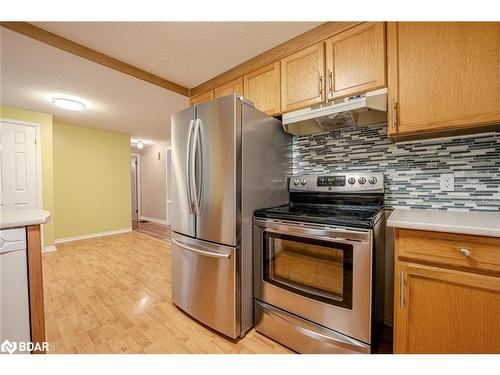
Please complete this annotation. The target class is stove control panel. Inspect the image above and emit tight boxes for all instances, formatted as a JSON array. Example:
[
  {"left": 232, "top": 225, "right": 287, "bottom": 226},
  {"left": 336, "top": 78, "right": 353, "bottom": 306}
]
[{"left": 289, "top": 172, "right": 384, "bottom": 193}]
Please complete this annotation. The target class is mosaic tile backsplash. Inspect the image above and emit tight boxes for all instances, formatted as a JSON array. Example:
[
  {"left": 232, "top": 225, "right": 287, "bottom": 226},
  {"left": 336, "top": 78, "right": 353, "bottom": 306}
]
[{"left": 292, "top": 125, "right": 500, "bottom": 211}]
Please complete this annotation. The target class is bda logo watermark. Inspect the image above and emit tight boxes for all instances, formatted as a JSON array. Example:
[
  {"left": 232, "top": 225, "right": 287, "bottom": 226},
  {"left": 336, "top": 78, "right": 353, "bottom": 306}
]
[
  {"left": 1, "top": 339, "right": 49, "bottom": 354},
  {"left": 1, "top": 340, "right": 17, "bottom": 354}
]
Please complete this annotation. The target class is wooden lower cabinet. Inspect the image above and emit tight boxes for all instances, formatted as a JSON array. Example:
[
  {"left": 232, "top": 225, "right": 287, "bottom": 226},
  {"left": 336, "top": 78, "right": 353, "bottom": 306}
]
[{"left": 394, "top": 230, "right": 500, "bottom": 354}]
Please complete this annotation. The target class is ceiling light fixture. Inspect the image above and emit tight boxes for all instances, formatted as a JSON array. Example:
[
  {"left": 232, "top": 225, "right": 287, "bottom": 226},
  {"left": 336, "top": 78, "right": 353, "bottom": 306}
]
[
  {"left": 51, "top": 97, "right": 86, "bottom": 111},
  {"left": 136, "top": 141, "right": 144, "bottom": 149}
]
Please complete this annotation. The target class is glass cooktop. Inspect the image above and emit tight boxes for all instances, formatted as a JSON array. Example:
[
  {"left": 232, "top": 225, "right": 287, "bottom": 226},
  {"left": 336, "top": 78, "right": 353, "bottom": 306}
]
[{"left": 254, "top": 202, "right": 383, "bottom": 229}]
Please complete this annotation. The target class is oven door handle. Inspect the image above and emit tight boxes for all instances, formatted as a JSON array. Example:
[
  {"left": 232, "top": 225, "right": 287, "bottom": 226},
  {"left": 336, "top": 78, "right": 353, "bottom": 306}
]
[{"left": 264, "top": 227, "right": 368, "bottom": 245}]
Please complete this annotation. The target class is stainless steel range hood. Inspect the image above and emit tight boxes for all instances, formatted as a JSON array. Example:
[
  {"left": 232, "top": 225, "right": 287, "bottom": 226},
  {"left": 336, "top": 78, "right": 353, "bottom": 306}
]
[{"left": 282, "top": 88, "right": 387, "bottom": 136}]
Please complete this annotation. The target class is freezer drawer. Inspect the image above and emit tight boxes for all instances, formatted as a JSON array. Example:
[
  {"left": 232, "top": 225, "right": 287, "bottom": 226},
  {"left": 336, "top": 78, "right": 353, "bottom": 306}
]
[
  {"left": 171, "top": 233, "right": 239, "bottom": 338},
  {"left": 255, "top": 300, "right": 370, "bottom": 354}
]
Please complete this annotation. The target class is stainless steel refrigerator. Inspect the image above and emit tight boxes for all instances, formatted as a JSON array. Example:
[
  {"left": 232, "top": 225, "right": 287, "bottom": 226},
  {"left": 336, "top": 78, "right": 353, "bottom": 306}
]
[{"left": 171, "top": 94, "right": 291, "bottom": 338}]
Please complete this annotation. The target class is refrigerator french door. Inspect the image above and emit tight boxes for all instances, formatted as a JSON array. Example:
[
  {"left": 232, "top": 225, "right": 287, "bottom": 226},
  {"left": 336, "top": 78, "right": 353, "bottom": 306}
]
[
  {"left": 172, "top": 96, "right": 237, "bottom": 243},
  {"left": 171, "top": 95, "right": 239, "bottom": 338},
  {"left": 171, "top": 106, "right": 196, "bottom": 238}
]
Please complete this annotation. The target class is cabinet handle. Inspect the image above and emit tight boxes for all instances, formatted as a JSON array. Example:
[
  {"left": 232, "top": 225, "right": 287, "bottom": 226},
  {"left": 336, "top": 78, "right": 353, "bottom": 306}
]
[
  {"left": 399, "top": 271, "right": 405, "bottom": 309},
  {"left": 318, "top": 73, "right": 323, "bottom": 98},
  {"left": 459, "top": 248, "right": 471, "bottom": 257},
  {"left": 328, "top": 70, "right": 333, "bottom": 98},
  {"left": 391, "top": 99, "right": 398, "bottom": 130}
]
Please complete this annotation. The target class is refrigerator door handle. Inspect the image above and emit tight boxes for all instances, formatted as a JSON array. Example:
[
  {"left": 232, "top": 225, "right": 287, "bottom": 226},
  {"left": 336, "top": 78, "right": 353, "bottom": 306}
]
[
  {"left": 193, "top": 118, "right": 203, "bottom": 216},
  {"left": 186, "top": 119, "right": 195, "bottom": 214},
  {"left": 172, "top": 238, "right": 231, "bottom": 259}
]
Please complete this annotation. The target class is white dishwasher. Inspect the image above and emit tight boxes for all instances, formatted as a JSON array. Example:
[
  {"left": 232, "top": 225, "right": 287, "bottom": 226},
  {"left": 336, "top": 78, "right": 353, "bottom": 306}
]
[{"left": 0, "top": 227, "right": 31, "bottom": 353}]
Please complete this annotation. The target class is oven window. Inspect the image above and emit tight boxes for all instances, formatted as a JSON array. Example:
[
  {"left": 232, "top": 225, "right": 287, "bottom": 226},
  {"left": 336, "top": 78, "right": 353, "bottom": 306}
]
[{"left": 263, "top": 231, "right": 353, "bottom": 309}]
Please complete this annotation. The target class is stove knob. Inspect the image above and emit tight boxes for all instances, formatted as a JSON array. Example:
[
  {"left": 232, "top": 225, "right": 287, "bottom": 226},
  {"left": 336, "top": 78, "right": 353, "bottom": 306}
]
[
  {"left": 347, "top": 177, "right": 356, "bottom": 185},
  {"left": 293, "top": 178, "right": 299, "bottom": 186},
  {"left": 301, "top": 178, "right": 307, "bottom": 186},
  {"left": 368, "top": 176, "right": 378, "bottom": 185},
  {"left": 358, "top": 177, "right": 367, "bottom": 185}
]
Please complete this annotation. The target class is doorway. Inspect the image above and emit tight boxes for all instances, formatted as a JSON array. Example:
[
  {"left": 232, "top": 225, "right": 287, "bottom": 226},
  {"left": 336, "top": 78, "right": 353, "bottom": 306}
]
[
  {"left": 165, "top": 147, "right": 172, "bottom": 225},
  {"left": 130, "top": 154, "right": 140, "bottom": 220}
]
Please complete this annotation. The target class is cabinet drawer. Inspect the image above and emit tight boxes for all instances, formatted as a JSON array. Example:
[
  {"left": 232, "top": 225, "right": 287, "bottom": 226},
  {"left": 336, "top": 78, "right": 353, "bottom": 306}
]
[{"left": 396, "top": 229, "right": 500, "bottom": 274}]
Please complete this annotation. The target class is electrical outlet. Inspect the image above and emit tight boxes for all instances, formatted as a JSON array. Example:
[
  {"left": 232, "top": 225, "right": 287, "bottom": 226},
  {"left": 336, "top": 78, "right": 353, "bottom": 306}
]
[{"left": 440, "top": 173, "right": 455, "bottom": 192}]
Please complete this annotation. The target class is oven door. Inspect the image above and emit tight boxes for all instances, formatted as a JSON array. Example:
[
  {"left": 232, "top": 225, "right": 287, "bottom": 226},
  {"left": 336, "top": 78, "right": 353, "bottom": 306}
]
[{"left": 254, "top": 218, "right": 373, "bottom": 344}]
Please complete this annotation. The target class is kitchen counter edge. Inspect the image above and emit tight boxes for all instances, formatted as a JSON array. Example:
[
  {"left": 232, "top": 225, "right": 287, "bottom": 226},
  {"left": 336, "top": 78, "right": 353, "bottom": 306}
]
[
  {"left": 387, "top": 208, "right": 500, "bottom": 238},
  {"left": 0, "top": 209, "right": 52, "bottom": 229}
]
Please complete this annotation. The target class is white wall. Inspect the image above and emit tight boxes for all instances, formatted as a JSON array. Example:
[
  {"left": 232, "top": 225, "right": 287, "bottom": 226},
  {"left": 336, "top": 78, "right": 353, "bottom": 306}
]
[{"left": 139, "top": 142, "right": 169, "bottom": 222}]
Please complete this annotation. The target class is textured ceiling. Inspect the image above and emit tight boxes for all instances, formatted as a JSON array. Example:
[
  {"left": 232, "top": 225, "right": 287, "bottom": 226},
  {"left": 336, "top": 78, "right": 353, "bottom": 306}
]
[
  {"left": 32, "top": 22, "right": 322, "bottom": 88},
  {"left": 1, "top": 28, "right": 188, "bottom": 143},
  {"left": 1, "top": 22, "right": 322, "bottom": 143}
]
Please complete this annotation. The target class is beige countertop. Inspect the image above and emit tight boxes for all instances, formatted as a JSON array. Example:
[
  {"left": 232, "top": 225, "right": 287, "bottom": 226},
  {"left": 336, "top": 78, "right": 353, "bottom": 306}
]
[
  {"left": 0, "top": 209, "right": 52, "bottom": 229},
  {"left": 387, "top": 208, "right": 500, "bottom": 238}
]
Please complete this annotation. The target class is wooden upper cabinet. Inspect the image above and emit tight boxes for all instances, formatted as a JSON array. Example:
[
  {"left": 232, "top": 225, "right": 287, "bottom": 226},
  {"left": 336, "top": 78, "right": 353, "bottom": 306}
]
[
  {"left": 189, "top": 90, "right": 214, "bottom": 106},
  {"left": 387, "top": 22, "right": 500, "bottom": 137},
  {"left": 281, "top": 43, "right": 325, "bottom": 113},
  {"left": 214, "top": 77, "right": 244, "bottom": 98},
  {"left": 325, "top": 22, "right": 386, "bottom": 100},
  {"left": 394, "top": 261, "right": 500, "bottom": 354},
  {"left": 243, "top": 62, "right": 281, "bottom": 116}
]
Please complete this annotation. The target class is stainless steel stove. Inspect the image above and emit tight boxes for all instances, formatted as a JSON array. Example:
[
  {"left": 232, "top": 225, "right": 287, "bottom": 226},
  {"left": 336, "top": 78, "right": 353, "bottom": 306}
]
[{"left": 253, "top": 172, "right": 385, "bottom": 354}]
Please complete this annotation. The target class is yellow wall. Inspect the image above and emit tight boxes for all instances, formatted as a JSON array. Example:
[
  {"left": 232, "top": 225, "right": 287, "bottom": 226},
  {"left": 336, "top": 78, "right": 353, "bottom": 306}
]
[
  {"left": 0, "top": 106, "right": 55, "bottom": 247},
  {"left": 1, "top": 105, "right": 132, "bottom": 245},
  {"left": 53, "top": 122, "right": 131, "bottom": 239}
]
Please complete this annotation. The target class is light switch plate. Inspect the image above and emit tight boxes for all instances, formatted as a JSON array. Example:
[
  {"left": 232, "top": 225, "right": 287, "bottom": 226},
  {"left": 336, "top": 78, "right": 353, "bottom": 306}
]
[{"left": 440, "top": 173, "right": 455, "bottom": 192}]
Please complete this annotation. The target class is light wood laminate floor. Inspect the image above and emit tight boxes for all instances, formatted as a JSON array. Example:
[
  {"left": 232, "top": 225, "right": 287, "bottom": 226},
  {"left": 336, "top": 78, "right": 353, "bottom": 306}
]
[{"left": 43, "top": 232, "right": 291, "bottom": 354}]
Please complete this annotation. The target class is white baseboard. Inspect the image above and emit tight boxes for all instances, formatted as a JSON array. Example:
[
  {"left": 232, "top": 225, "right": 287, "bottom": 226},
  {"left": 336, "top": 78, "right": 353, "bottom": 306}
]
[
  {"left": 42, "top": 245, "right": 58, "bottom": 253},
  {"left": 139, "top": 216, "right": 169, "bottom": 225},
  {"left": 54, "top": 228, "right": 132, "bottom": 244}
]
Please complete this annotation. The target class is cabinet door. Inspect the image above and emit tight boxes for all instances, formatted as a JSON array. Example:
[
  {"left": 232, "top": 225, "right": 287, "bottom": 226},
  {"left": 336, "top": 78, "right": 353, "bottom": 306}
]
[
  {"left": 325, "top": 22, "right": 386, "bottom": 100},
  {"left": 214, "top": 77, "right": 243, "bottom": 98},
  {"left": 387, "top": 22, "right": 500, "bottom": 137},
  {"left": 394, "top": 261, "right": 500, "bottom": 354},
  {"left": 243, "top": 62, "right": 281, "bottom": 116},
  {"left": 189, "top": 90, "right": 214, "bottom": 106},
  {"left": 281, "top": 43, "right": 325, "bottom": 113}
]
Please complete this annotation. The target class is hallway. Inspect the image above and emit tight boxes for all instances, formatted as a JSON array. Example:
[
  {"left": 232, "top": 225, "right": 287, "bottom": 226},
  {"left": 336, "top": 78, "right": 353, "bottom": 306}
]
[{"left": 132, "top": 220, "right": 171, "bottom": 243}]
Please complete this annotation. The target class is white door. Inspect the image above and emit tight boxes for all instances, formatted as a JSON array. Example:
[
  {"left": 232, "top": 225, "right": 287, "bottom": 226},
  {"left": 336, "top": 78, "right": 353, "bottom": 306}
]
[{"left": 0, "top": 121, "right": 38, "bottom": 210}]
